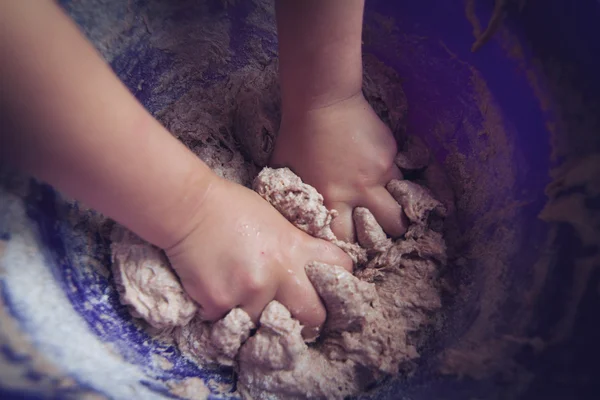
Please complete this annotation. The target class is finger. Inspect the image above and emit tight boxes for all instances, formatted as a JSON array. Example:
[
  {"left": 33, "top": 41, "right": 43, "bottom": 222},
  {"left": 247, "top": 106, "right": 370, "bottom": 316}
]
[
  {"left": 309, "top": 237, "right": 353, "bottom": 272},
  {"left": 329, "top": 202, "right": 356, "bottom": 243},
  {"left": 365, "top": 187, "right": 408, "bottom": 238},
  {"left": 275, "top": 269, "right": 326, "bottom": 338}
]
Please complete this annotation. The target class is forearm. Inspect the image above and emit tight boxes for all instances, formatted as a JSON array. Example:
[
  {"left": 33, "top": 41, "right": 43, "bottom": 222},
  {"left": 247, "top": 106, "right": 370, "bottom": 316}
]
[
  {"left": 0, "top": 1, "right": 215, "bottom": 249},
  {"left": 275, "top": 0, "right": 365, "bottom": 114}
]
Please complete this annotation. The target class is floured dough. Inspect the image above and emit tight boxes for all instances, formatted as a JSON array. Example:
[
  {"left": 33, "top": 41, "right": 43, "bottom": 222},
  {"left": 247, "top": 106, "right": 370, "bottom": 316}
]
[
  {"left": 167, "top": 377, "right": 211, "bottom": 400},
  {"left": 353, "top": 207, "right": 393, "bottom": 253},
  {"left": 110, "top": 228, "right": 198, "bottom": 329},
  {"left": 110, "top": 152, "right": 448, "bottom": 399},
  {"left": 174, "top": 308, "right": 255, "bottom": 367},
  {"left": 394, "top": 135, "right": 431, "bottom": 171},
  {"left": 238, "top": 168, "right": 445, "bottom": 398}
]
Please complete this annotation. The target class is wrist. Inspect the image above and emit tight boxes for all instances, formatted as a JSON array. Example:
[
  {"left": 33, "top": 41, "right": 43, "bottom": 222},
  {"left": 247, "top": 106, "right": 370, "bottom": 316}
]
[
  {"left": 276, "top": 0, "right": 365, "bottom": 117},
  {"left": 149, "top": 159, "right": 221, "bottom": 252},
  {"left": 281, "top": 86, "right": 363, "bottom": 118},
  {"left": 280, "top": 91, "right": 366, "bottom": 127}
]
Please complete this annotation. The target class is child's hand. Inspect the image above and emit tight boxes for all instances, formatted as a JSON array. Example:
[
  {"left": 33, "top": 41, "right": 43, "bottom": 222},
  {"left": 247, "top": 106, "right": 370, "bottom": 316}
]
[
  {"left": 165, "top": 177, "right": 352, "bottom": 332},
  {"left": 271, "top": 93, "right": 407, "bottom": 242}
]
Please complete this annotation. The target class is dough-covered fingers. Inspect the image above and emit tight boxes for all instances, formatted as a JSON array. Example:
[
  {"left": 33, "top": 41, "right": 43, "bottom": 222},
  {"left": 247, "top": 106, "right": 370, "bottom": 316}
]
[{"left": 365, "top": 187, "right": 408, "bottom": 238}]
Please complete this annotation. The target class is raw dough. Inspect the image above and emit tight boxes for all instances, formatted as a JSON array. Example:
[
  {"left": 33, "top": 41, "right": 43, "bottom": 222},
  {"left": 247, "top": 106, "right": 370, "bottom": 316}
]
[
  {"left": 110, "top": 228, "right": 198, "bottom": 329},
  {"left": 174, "top": 308, "right": 255, "bottom": 367},
  {"left": 167, "top": 377, "right": 211, "bottom": 400},
  {"left": 394, "top": 136, "right": 431, "bottom": 171},
  {"left": 111, "top": 157, "right": 448, "bottom": 399},
  {"left": 252, "top": 167, "right": 368, "bottom": 266}
]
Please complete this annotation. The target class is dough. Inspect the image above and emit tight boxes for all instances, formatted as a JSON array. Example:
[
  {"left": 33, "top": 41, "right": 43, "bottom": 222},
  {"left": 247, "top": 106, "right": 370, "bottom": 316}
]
[
  {"left": 394, "top": 135, "right": 431, "bottom": 171},
  {"left": 167, "top": 377, "right": 210, "bottom": 400},
  {"left": 237, "top": 168, "right": 445, "bottom": 398},
  {"left": 252, "top": 167, "right": 337, "bottom": 242},
  {"left": 110, "top": 154, "right": 448, "bottom": 399},
  {"left": 252, "top": 168, "right": 368, "bottom": 266},
  {"left": 110, "top": 228, "right": 197, "bottom": 329}
]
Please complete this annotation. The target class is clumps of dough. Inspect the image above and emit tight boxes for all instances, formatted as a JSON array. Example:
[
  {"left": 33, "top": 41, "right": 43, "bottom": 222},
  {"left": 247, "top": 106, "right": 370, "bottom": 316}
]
[
  {"left": 238, "top": 300, "right": 360, "bottom": 400},
  {"left": 210, "top": 308, "right": 255, "bottom": 363},
  {"left": 387, "top": 179, "right": 447, "bottom": 228},
  {"left": 253, "top": 167, "right": 337, "bottom": 241},
  {"left": 236, "top": 261, "right": 427, "bottom": 399},
  {"left": 242, "top": 167, "right": 447, "bottom": 398},
  {"left": 110, "top": 140, "right": 449, "bottom": 400},
  {"left": 111, "top": 227, "right": 255, "bottom": 366},
  {"left": 307, "top": 263, "right": 411, "bottom": 375},
  {"left": 110, "top": 228, "right": 198, "bottom": 329},
  {"left": 240, "top": 301, "right": 304, "bottom": 371},
  {"left": 174, "top": 308, "right": 254, "bottom": 367}
]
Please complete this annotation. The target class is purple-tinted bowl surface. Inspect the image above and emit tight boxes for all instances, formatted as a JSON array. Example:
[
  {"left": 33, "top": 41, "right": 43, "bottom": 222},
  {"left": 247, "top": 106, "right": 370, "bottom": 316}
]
[{"left": 1, "top": 0, "right": 599, "bottom": 399}]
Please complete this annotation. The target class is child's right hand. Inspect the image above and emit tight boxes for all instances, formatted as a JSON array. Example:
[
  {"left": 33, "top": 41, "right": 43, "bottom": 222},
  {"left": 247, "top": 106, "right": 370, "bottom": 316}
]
[{"left": 164, "top": 177, "right": 352, "bottom": 332}]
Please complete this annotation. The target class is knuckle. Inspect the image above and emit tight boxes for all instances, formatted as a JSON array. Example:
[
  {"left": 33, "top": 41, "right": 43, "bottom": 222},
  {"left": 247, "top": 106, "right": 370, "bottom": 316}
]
[
  {"left": 244, "top": 273, "right": 269, "bottom": 295},
  {"left": 204, "top": 291, "right": 235, "bottom": 317}
]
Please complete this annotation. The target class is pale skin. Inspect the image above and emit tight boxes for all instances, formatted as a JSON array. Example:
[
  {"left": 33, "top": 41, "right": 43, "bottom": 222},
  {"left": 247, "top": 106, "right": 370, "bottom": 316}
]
[
  {"left": 273, "top": 0, "right": 407, "bottom": 242},
  {"left": 0, "top": 1, "right": 405, "bottom": 334}
]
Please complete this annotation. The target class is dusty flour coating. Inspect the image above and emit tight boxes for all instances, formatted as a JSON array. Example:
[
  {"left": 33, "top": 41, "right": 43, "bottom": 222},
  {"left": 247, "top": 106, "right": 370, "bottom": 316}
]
[{"left": 111, "top": 155, "right": 448, "bottom": 399}]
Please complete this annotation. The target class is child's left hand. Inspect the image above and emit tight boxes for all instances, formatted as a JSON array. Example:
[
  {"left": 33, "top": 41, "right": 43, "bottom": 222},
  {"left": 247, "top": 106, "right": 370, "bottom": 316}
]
[{"left": 271, "top": 93, "right": 407, "bottom": 242}]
